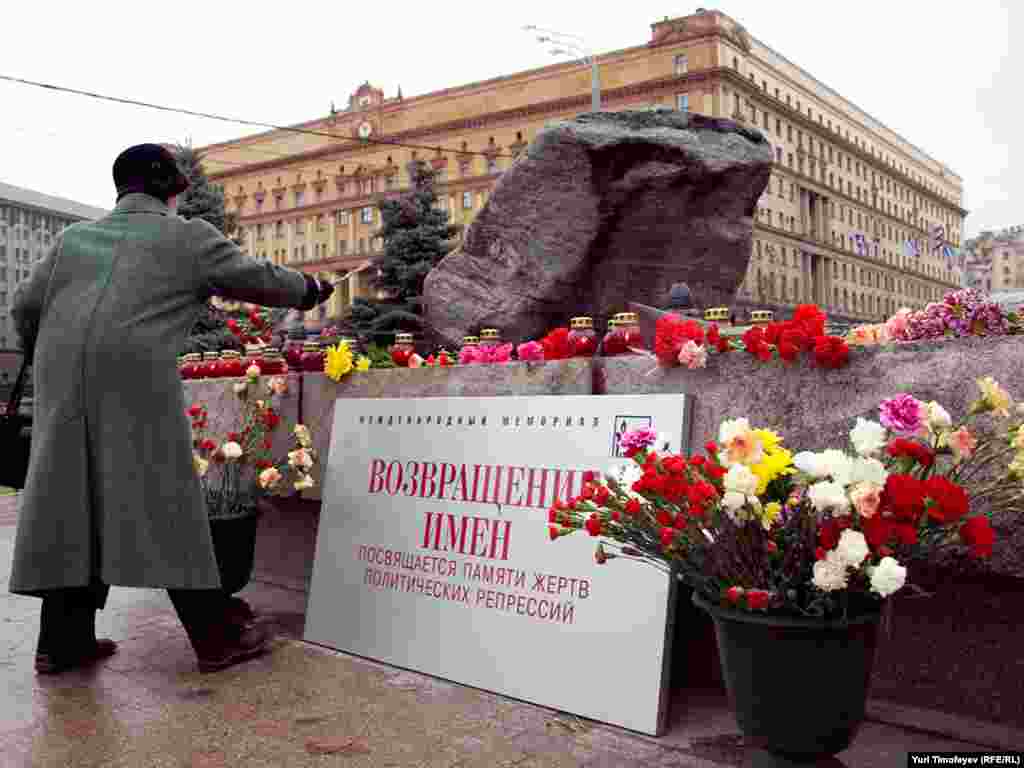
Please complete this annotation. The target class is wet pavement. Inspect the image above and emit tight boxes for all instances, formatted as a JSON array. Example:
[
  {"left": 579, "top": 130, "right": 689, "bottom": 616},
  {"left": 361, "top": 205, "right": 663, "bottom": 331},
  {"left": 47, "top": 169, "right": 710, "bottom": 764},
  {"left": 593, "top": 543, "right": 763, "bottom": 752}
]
[{"left": 0, "top": 492, "right": 1012, "bottom": 767}]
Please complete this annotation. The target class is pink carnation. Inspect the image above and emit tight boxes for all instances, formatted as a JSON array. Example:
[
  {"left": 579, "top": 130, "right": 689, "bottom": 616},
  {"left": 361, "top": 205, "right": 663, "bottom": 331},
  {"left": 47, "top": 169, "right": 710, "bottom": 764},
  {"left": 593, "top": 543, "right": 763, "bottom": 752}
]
[
  {"left": 885, "top": 308, "right": 913, "bottom": 342},
  {"left": 879, "top": 394, "right": 925, "bottom": 434},
  {"left": 618, "top": 428, "right": 658, "bottom": 455},
  {"left": 459, "top": 346, "right": 482, "bottom": 365},
  {"left": 516, "top": 341, "right": 544, "bottom": 362},
  {"left": 677, "top": 340, "right": 708, "bottom": 369}
]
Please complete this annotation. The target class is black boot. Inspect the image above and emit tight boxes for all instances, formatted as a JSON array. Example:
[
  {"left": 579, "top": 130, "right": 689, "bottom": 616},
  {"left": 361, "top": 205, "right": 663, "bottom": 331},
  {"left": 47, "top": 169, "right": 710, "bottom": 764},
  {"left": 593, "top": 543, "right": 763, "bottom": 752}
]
[{"left": 35, "top": 588, "right": 118, "bottom": 674}]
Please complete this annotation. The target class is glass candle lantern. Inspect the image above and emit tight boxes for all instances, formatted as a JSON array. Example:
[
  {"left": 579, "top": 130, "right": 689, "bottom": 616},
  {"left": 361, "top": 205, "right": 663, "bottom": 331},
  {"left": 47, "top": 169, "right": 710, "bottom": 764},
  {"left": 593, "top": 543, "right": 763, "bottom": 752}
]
[
  {"left": 260, "top": 349, "right": 287, "bottom": 375},
  {"left": 615, "top": 312, "right": 645, "bottom": 351},
  {"left": 221, "top": 350, "right": 244, "bottom": 378},
  {"left": 568, "top": 316, "right": 597, "bottom": 357},
  {"left": 479, "top": 328, "right": 501, "bottom": 350},
  {"left": 391, "top": 333, "right": 415, "bottom": 366},
  {"left": 461, "top": 335, "right": 480, "bottom": 363},
  {"left": 601, "top": 319, "right": 625, "bottom": 356}
]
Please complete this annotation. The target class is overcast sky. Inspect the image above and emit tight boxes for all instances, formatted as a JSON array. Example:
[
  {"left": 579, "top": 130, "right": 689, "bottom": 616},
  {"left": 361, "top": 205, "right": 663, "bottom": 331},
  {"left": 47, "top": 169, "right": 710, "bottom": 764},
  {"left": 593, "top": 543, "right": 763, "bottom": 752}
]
[{"left": 0, "top": 1, "right": 1017, "bottom": 238}]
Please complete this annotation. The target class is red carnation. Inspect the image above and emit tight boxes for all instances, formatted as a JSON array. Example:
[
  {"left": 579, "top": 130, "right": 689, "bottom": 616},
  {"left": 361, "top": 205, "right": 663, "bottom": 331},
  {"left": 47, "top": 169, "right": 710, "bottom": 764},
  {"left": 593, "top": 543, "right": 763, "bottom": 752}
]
[
  {"left": 582, "top": 470, "right": 597, "bottom": 484},
  {"left": 707, "top": 323, "right": 721, "bottom": 346},
  {"left": 624, "top": 498, "right": 642, "bottom": 516},
  {"left": 815, "top": 546, "right": 827, "bottom": 560},
  {"left": 659, "top": 527, "right": 676, "bottom": 547},
  {"left": 549, "top": 525, "right": 561, "bottom": 541},
  {"left": 580, "top": 484, "right": 595, "bottom": 501},
  {"left": 960, "top": 516, "right": 995, "bottom": 558},
  {"left": 705, "top": 441, "right": 718, "bottom": 456},
  {"left": 187, "top": 404, "right": 204, "bottom": 418},
  {"left": 818, "top": 519, "right": 841, "bottom": 550},
  {"left": 200, "top": 438, "right": 217, "bottom": 452},
  {"left": 716, "top": 338, "right": 731, "bottom": 354},
  {"left": 746, "top": 590, "right": 770, "bottom": 610},
  {"left": 861, "top": 517, "right": 892, "bottom": 549},
  {"left": 584, "top": 515, "right": 603, "bottom": 537},
  {"left": 887, "top": 438, "right": 934, "bottom": 469},
  {"left": 766, "top": 540, "right": 778, "bottom": 554},
  {"left": 541, "top": 327, "right": 572, "bottom": 360},
  {"left": 655, "top": 314, "right": 705, "bottom": 366},
  {"left": 657, "top": 509, "right": 673, "bottom": 527},
  {"left": 924, "top": 476, "right": 969, "bottom": 524},
  {"left": 227, "top": 432, "right": 241, "bottom": 443},
  {"left": 593, "top": 485, "right": 610, "bottom": 505},
  {"left": 742, "top": 327, "right": 772, "bottom": 361},
  {"left": 227, "top": 319, "right": 240, "bottom": 332},
  {"left": 883, "top": 474, "right": 927, "bottom": 523},
  {"left": 725, "top": 586, "right": 744, "bottom": 604},
  {"left": 793, "top": 304, "right": 827, "bottom": 339},
  {"left": 813, "top": 336, "right": 849, "bottom": 369}
]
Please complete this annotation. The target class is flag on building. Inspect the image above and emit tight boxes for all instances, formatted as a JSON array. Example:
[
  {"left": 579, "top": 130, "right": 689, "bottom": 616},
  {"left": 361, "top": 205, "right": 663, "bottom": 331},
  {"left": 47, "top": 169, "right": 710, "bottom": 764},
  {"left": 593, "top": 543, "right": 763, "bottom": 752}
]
[
  {"left": 929, "top": 224, "right": 946, "bottom": 255},
  {"left": 852, "top": 232, "right": 868, "bottom": 256},
  {"left": 903, "top": 239, "right": 921, "bottom": 258}
]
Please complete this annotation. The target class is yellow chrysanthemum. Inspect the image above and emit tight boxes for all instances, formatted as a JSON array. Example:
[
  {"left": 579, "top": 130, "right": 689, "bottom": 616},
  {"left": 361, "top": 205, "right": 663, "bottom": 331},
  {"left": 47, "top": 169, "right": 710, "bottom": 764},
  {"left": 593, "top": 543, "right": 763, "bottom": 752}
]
[
  {"left": 355, "top": 355, "right": 371, "bottom": 372},
  {"left": 750, "top": 447, "right": 795, "bottom": 495},
  {"left": 325, "top": 342, "right": 354, "bottom": 382},
  {"left": 760, "top": 501, "right": 782, "bottom": 530},
  {"left": 752, "top": 428, "right": 782, "bottom": 452}
]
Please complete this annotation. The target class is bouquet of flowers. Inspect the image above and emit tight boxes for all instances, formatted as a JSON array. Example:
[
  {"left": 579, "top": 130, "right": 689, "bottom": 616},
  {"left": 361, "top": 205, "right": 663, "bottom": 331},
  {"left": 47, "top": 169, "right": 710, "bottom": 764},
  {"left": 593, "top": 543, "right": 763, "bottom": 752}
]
[
  {"left": 549, "top": 376, "right": 1023, "bottom": 619},
  {"left": 188, "top": 367, "right": 319, "bottom": 517}
]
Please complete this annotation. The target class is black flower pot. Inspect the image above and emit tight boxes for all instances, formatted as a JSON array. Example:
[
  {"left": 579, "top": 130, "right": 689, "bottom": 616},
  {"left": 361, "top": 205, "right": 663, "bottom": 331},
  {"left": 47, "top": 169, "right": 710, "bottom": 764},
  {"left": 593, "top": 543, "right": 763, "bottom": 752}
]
[
  {"left": 208, "top": 501, "right": 265, "bottom": 595},
  {"left": 693, "top": 592, "right": 881, "bottom": 762}
]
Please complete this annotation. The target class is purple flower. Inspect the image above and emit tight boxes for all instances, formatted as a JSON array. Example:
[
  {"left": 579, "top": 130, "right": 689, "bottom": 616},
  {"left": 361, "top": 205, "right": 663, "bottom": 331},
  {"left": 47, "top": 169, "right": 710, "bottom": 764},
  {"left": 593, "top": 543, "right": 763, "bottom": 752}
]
[
  {"left": 618, "top": 428, "right": 658, "bottom": 455},
  {"left": 879, "top": 394, "right": 925, "bottom": 434}
]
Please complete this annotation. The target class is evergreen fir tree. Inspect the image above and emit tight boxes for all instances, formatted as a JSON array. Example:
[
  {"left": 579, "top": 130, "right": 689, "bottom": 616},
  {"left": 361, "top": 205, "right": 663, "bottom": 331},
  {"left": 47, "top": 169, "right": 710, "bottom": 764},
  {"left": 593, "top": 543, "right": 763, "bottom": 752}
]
[{"left": 350, "top": 161, "right": 460, "bottom": 344}]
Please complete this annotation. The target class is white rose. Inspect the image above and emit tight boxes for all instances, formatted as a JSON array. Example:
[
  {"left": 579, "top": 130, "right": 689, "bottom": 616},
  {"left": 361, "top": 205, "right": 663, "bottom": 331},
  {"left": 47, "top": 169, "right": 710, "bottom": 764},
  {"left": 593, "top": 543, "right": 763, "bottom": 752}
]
[
  {"left": 849, "top": 418, "right": 887, "bottom": 457},
  {"left": 850, "top": 457, "right": 888, "bottom": 487},
  {"left": 812, "top": 552, "right": 849, "bottom": 592},
  {"left": 924, "top": 401, "right": 952, "bottom": 432},
  {"left": 293, "top": 424, "right": 313, "bottom": 449},
  {"left": 807, "top": 480, "right": 851, "bottom": 515},
  {"left": 294, "top": 473, "right": 315, "bottom": 491},
  {"left": 258, "top": 466, "right": 282, "bottom": 489},
  {"left": 221, "top": 441, "right": 243, "bottom": 461},
  {"left": 869, "top": 557, "right": 907, "bottom": 598},
  {"left": 835, "top": 529, "right": 870, "bottom": 568},
  {"left": 724, "top": 464, "right": 759, "bottom": 497}
]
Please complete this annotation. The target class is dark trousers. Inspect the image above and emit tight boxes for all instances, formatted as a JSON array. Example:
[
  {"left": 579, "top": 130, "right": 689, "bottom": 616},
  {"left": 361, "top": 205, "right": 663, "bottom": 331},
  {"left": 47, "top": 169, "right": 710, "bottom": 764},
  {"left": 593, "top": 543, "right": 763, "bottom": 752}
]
[{"left": 36, "top": 583, "right": 230, "bottom": 658}]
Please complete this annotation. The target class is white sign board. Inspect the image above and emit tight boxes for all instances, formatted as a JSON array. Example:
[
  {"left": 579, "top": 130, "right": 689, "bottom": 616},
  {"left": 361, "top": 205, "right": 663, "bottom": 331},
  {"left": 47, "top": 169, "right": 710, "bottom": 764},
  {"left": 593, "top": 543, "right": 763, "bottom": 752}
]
[{"left": 304, "top": 394, "right": 692, "bottom": 735}]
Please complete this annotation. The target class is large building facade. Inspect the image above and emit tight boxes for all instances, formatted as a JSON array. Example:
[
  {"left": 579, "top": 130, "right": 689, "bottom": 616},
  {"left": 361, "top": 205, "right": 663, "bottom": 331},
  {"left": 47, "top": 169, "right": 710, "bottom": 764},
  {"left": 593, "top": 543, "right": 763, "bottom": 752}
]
[
  {"left": 964, "top": 228, "right": 1024, "bottom": 293},
  {"left": 0, "top": 182, "right": 108, "bottom": 351},
  {"left": 199, "top": 9, "right": 966, "bottom": 328}
]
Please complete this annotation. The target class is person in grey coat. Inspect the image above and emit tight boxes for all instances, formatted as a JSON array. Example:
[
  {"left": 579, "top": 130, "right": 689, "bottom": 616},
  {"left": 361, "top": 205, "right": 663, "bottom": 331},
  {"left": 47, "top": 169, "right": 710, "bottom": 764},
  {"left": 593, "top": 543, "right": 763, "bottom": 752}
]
[{"left": 8, "top": 144, "right": 334, "bottom": 674}]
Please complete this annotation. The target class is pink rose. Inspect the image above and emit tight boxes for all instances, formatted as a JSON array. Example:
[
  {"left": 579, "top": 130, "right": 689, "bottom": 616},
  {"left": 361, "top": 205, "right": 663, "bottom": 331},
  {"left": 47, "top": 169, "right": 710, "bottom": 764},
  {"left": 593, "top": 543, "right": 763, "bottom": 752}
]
[
  {"left": 948, "top": 427, "right": 977, "bottom": 462},
  {"left": 677, "top": 340, "right": 708, "bottom": 370},
  {"left": 516, "top": 341, "right": 544, "bottom": 362},
  {"left": 849, "top": 482, "right": 882, "bottom": 519}
]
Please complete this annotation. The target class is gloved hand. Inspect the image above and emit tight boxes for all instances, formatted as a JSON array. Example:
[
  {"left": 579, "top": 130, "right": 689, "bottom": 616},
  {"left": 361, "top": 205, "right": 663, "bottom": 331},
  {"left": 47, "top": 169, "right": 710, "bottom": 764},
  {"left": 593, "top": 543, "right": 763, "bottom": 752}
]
[{"left": 301, "top": 276, "right": 335, "bottom": 310}]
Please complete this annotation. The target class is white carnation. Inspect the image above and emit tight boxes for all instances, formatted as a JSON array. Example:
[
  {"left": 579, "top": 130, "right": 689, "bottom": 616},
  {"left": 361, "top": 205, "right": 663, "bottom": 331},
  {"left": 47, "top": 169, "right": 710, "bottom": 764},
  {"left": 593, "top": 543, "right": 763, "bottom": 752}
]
[
  {"left": 835, "top": 529, "right": 870, "bottom": 568},
  {"left": 849, "top": 418, "right": 887, "bottom": 457},
  {"left": 812, "top": 552, "right": 849, "bottom": 592},
  {"left": 793, "top": 451, "right": 828, "bottom": 478},
  {"left": 724, "top": 464, "right": 759, "bottom": 496},
  {"left": 850, "top": 457, "right": 888, "bottom": 487},
  {"left": 925, "top": 401, "right": 952, "bottom": 432},
  {"left": 869, "top": 557, "right": 907, "bottom": 598},
  {"left": 722, "top": 491, "right": 747, "bottom": 513},
  {"left": 718, "top": 417, "right": 753, "bottom": 446},
  {"left": 221, "top": 441, "right": 243, "bottom": 461},
  {"left": 807, "top": 480, "right": 851, "bottom": 515},
  {"left": 820, "top": 449, "right": 855, "bottom": 487}
]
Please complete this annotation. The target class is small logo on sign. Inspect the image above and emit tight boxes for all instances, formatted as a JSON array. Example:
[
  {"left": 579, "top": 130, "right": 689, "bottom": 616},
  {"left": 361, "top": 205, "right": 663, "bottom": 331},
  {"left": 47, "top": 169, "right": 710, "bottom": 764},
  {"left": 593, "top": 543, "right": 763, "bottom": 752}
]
[{"left": 611, "top": 415, "right": 652, "bottom": 457}]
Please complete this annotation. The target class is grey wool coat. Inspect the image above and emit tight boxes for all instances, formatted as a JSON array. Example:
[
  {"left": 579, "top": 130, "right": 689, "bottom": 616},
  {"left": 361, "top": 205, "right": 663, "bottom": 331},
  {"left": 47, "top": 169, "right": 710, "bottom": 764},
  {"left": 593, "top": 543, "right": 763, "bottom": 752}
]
[{"left": 8, "top": 193, "right": 312, "bottom": 596}]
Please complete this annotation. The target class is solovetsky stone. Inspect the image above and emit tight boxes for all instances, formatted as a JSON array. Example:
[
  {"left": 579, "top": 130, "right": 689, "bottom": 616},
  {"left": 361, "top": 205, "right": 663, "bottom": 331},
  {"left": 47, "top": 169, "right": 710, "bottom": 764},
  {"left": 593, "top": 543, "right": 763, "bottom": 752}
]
[{"left": 422, "top": 109, "right": 772, "bottom": 347}]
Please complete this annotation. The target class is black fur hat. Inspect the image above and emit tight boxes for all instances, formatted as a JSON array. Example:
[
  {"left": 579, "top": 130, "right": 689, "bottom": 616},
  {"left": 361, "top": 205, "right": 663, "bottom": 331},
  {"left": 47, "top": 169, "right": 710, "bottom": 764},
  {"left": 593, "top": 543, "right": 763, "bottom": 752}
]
[{"left": 113, "top": 144, "right": 190, "bottom": 202}]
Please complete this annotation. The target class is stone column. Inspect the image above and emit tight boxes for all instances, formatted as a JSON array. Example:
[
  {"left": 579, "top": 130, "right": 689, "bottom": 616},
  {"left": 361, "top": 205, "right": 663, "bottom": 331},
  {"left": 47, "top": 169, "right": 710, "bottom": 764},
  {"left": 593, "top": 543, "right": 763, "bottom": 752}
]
[{"left": 800, "top": 189, "right": 810, "bottom": 238}]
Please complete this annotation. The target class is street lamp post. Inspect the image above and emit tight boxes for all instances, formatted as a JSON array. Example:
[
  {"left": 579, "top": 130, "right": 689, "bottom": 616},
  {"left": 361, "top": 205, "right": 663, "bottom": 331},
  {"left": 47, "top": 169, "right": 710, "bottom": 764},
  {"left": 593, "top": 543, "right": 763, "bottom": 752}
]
[{"left": 523, "top": 25, "right": 601, "bottom": 112}]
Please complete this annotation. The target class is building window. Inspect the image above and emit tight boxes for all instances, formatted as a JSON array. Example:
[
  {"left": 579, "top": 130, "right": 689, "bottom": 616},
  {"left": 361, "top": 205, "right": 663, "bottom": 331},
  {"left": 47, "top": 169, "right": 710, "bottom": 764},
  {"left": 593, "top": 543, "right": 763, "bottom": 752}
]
[
  {"left": 486, "top": 157, "right": 499, "bottom": 174},
  {"left": 775, "top": 146, "right": 782, "bottom": 163},
  {"left": 676, "top": 93, "right": 689, "bottom": 112},
  {"left": 361, "top": 207, "right": 373, "bottom": 224},
  {"left": 338, "top": 240, "right": 347, "bottom": 254},
  {"left": 294, "top": 219, "right": 304, "bottom": 235},
  {"left": 338, "top": 211, "right": 350, "bottom": 225},
  {"left": 462, "top": 191, "right": 472, "bottom": 210},
  {"left": 295, "top": 190, "right": 305, "bottom": 207},
  {"left": 674, "top": 54, "right": 688, "bottom": 75}
]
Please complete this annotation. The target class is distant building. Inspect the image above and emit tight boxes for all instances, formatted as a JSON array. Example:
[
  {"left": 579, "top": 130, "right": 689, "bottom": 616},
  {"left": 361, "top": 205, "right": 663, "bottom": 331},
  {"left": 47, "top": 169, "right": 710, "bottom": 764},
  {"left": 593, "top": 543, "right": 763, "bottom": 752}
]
[
  {"left": 963, "top": 228, "right": 1024, "bottom": 293},
  {"left": 196, "top": 8, "right": 965, "bottom": 327},
  {"left": 0, "top": 181, "right": 109, "bottom": 350}
]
